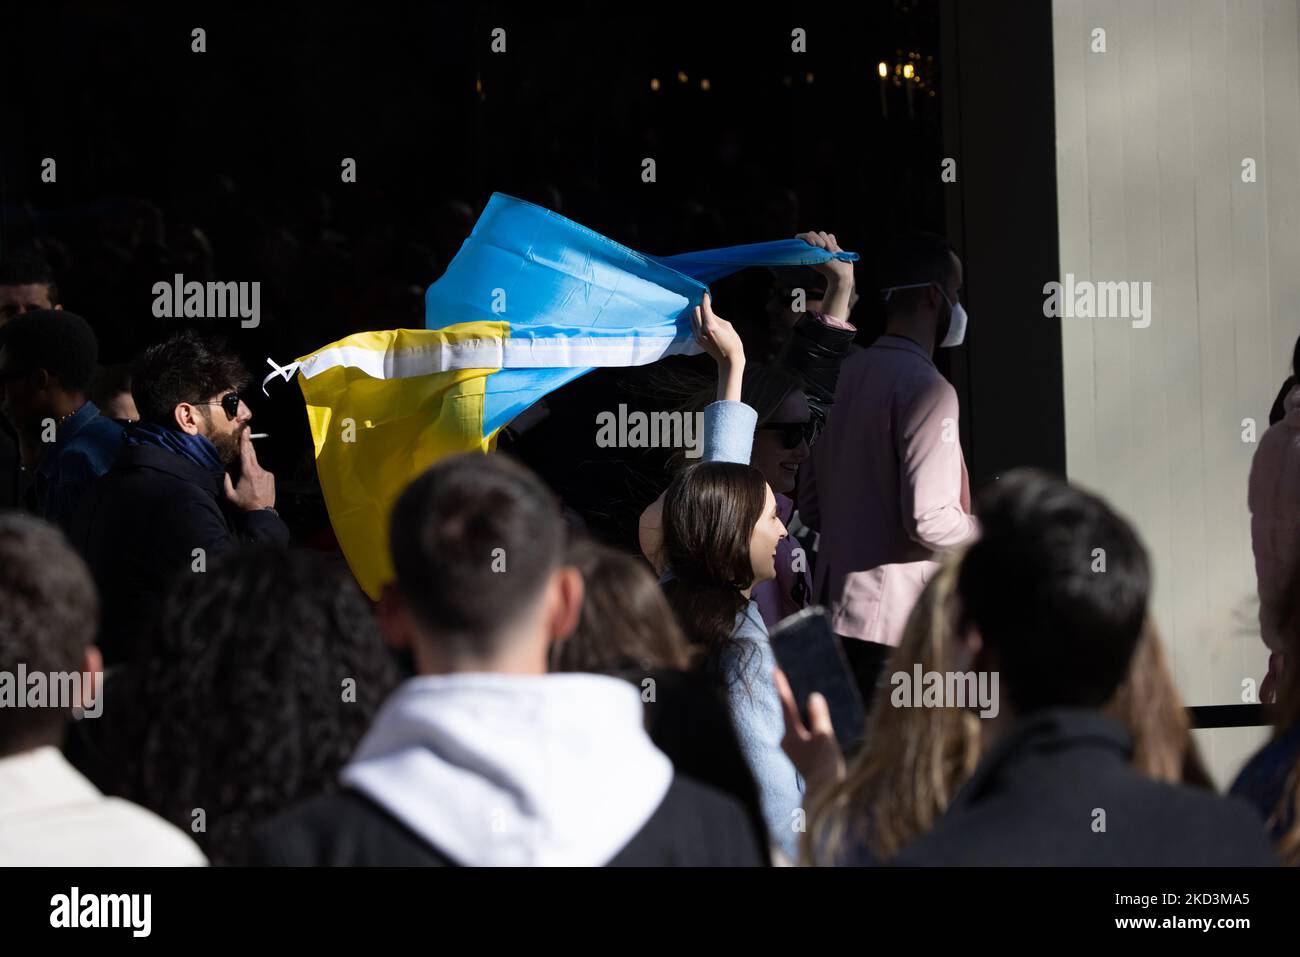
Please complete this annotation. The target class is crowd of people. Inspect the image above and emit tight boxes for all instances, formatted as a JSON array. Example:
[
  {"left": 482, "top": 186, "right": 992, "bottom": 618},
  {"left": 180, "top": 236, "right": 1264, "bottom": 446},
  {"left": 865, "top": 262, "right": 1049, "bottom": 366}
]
[{"left": 1, "top": 218, "right": 1298, "bottom": 867}]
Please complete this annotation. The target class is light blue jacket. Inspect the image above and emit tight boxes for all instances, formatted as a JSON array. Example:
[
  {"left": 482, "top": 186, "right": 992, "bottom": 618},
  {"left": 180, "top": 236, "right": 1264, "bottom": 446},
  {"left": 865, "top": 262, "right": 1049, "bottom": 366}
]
[
  {"left": 702, "top": 400, "right": 805, "bottom": 860},
  {"left": 722, "top": 600, "right": 805, "bottom": 861}
]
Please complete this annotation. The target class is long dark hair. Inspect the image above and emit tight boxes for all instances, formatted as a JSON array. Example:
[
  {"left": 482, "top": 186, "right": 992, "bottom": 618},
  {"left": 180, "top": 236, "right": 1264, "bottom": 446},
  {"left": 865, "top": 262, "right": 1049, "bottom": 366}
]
[
  {"left": 552, "top": 538, "right": 691, "bottom": 674},
  {"left": 661, "top": 461, "right": 767, "bottom": 682}
]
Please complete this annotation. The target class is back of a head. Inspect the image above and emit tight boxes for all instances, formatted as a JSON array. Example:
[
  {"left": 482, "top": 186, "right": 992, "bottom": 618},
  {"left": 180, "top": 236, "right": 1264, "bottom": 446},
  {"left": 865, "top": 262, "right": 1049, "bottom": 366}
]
[
  {"left": 878, "top": 230, "right": 955, "bottom": 315},
  {"left": 131, "top": 330, "right": 248, "bottom": 427},
  {"left": 957, "top": 469, "right": 1150, "bottom": 714},
  {"left": 128, "top": 545, "right": 397, "bottom": 863},
  {"left": 389, "top": 453, "right": 566, "bottom": 659},
  {"left": 554, "top": 538, "right": 690, "bottom": 674},
  {"left": 0, "top": 309, "right": 98, "bottom": 394},
  {"left": 0, "top": 250, "right": 59, "bottom": 304},
  {"left": 810, "top": 557, "right": 980, "bottom": 864},
  {"left": 0, "top": 513, "right": 98, "bottom": 755}
]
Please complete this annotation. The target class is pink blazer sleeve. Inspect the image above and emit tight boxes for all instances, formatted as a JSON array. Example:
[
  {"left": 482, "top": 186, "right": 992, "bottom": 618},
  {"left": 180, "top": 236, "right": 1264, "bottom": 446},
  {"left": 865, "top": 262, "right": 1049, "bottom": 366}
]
[{"left": 897, "top": 374, "right": 979, "bottom": 551}]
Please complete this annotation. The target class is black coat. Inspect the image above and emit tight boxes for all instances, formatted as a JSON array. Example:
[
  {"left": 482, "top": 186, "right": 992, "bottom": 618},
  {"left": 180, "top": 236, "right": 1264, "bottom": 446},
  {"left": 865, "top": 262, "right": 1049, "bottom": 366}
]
[
  {"left": 251, "top": 776, "right": 767, "bottom": 867},
  {"left": 891, "top": 709, "right": 1277, "bottom": 866},
  {"left": 68, "top": 444, "right": 289, "bottom": 664}
]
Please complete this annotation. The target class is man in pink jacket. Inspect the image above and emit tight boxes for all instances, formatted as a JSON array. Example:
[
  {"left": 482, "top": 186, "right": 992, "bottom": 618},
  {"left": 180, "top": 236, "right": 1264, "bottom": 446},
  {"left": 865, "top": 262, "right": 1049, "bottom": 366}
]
[{"left": 799, "top": 232, "right": 979, "bottom": 707}]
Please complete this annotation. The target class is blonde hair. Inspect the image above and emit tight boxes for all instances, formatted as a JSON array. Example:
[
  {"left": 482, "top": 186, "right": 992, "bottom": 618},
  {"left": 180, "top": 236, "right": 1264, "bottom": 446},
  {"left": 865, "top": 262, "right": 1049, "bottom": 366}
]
[{"left": 804, "top": 557, "right": 979, "bottom": 865}]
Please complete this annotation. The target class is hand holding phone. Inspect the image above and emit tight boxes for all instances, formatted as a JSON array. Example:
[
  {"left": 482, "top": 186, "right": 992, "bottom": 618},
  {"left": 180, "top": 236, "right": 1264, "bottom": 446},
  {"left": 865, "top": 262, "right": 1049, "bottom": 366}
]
[{"left": 773, "top": 667, "right": 845, "bottom": 796}]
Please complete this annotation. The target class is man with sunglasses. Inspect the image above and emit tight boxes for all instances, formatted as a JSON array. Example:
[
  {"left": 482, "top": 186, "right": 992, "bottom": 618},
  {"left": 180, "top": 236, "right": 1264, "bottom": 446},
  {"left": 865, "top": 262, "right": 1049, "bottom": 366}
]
[
  {"left": 69, "top": 331, "right": 288, "bottom": 665},
  {"left": 0, "top": 309, "right": 124, "bottom": 531},
  {"left": 798, "top": 231, "right": 979, "bottom": 712}
]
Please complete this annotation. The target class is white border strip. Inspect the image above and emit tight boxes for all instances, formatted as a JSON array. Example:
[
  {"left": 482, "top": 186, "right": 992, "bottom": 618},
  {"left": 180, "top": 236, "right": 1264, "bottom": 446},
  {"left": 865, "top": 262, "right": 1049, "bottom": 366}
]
[{"left": 264, "top": 335, "right": 703, "bottom": 393}]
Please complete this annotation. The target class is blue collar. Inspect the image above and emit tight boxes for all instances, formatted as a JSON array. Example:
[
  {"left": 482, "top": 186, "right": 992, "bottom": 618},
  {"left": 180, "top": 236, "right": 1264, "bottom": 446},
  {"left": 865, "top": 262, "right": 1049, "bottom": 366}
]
[
  {"left": 125, "top": 422, "right": 226, "bottom": 474},
  {"left": 35, "top": 401, "right": 99, "bottom": 478}
]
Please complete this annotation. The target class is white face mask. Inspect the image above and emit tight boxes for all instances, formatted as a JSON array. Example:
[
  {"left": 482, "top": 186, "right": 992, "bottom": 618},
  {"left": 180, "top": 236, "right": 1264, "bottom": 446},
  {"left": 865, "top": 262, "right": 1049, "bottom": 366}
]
[{"left": 881, "top": 281, "right": 968, "bottom": 348}]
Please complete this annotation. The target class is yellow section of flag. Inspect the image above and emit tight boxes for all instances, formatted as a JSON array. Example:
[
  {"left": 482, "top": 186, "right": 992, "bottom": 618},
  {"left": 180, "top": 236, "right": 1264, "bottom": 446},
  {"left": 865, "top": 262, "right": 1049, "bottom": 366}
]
[{"left": 295, "top": 324, "right": 506, "bottom": 598}]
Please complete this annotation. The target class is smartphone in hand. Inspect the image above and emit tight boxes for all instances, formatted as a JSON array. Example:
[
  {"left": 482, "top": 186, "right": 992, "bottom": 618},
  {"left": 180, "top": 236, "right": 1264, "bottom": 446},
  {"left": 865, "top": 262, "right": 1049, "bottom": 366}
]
[{"left": 768, "top": 606, "right": 866, "bottom": 752}]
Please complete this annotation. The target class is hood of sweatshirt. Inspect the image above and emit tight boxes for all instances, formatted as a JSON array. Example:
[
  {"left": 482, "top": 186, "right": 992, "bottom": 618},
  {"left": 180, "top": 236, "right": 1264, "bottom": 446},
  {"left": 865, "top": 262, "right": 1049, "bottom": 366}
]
[{"left": 340, "top": 672, "right": 673, "bottom": 866}]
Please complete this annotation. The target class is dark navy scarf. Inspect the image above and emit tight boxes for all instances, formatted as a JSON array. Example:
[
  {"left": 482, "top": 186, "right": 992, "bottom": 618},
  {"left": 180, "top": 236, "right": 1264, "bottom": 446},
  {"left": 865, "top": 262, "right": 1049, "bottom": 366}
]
[{"left": 125, "top": 422, "right": 226, "bottom": 475}]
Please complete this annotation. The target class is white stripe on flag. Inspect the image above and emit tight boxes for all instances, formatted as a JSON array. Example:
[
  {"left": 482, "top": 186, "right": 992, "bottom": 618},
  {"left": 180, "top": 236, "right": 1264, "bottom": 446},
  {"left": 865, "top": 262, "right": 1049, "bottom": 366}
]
[{"left": 292, "top": 335, "right": 704, "bottom": 381}]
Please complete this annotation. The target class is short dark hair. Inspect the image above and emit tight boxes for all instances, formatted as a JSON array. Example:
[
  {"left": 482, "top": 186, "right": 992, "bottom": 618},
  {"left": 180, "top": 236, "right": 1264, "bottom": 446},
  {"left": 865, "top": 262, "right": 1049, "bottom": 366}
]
[
  {"left": 389, "top": 453, "right": 566, "bottom": 657},
  {"left": 131, "top": 330, "right": 249, "bottom": 427},
  {"left": 0, "top": 309, "right": 98, "bottom": 393},
  {"left": 878, "top": 230, "right": 957, "bottom": 312},
  {"left": 0, "top": 512, "right": 99, "bottom": 753},
  {"left": 0, "top": 250, "right": 59, "bottom": 305},
  {"left": 957, "top": 469, "right": 1151, "bottom": 714},
  {"left": 89, "top": 363, "right": 132, "bottom": 406}
]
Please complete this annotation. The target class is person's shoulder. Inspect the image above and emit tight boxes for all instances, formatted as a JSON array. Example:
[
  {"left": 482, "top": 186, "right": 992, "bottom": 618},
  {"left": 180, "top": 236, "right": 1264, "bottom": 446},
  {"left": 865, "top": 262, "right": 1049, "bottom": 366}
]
[
  {"left": 86, "top": 797, "right": 208, "bottom": 865},
  {"left": 251, "top": 789, "right": 451, "bottom": 867},
  {"left": 1232, "top": 724, "right": 1300, "bottom": 809},
  {"left": 612, "top": 773, "right": 766, "bottom": 866},
  {"left": 1140, "top": 782, "right": 1277, "bottom": 864}
]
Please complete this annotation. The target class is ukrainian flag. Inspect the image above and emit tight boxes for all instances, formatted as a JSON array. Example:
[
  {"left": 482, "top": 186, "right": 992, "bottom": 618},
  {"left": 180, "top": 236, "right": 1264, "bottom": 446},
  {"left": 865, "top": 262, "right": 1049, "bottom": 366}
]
[{"left": 266, "top": 193, "right": 856, "bottom": 597}]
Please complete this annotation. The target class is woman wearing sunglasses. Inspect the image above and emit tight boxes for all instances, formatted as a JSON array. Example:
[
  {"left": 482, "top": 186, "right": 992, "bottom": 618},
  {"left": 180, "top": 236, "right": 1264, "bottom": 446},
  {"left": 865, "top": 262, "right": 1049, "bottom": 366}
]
[{"left": 639, "top": 309, "right": 816, "bottom": 631}]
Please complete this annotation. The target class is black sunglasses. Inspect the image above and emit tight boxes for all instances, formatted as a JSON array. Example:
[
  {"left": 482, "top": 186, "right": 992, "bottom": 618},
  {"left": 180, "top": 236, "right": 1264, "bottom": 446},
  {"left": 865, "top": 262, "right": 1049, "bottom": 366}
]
[
  {"left": 193, "top": 391, "right": 242, "bottom": 419},
  {"left": 757, "top": 420, "right": 817, "bottom": 450}
]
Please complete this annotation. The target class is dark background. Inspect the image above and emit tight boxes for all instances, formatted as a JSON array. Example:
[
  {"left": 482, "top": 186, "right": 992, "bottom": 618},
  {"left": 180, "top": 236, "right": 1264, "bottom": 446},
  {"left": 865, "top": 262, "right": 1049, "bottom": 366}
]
[{"left": 1, "top": 0, "right": 1063, "bottom": 552}]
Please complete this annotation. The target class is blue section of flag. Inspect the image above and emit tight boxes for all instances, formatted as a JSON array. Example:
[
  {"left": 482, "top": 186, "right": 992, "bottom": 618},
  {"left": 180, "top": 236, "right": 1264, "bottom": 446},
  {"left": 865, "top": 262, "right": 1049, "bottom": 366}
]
[{"left": 425, "top": 193, "right": 858, "bottom": 436}]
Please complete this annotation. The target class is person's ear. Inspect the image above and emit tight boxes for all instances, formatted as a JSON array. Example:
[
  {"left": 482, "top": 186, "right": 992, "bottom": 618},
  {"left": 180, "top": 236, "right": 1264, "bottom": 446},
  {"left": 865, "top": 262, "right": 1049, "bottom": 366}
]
[
  {"left": 927, "top": 283, "right": 944, "bottom": 313},
  {"left": 173, "top": 402, "right": 202, "bottom": 435},
  {"left": 80, "top": 645, "right": 103, "bottom": 712},
  {"left": 378, "top": 582, "right": 414, "bottom": 650},
  {"left": 548, "top": 566, "right": 584, "bottom": 642}
]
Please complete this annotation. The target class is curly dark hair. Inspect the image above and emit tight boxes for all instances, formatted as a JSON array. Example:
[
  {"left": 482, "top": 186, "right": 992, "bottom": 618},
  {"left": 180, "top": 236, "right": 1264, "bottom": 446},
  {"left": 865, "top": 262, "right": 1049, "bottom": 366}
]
[
  {"left": 120, "top": 546, "right": 399, "bottom": 864},
  {"left": 130, "top": 329, "right": 249, "bottom": 427}
]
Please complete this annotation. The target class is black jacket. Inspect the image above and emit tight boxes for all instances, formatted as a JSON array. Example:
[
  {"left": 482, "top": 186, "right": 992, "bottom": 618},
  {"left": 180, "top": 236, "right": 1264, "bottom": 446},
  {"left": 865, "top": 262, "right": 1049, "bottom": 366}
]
[
  {"left": 251, "top": 777, "right": 766, "bottom": 867},
  {"left": 68, "top": 444, "right": 289, "bottom": 664},
  {"left": 891, "top": 709, "right": 1277, "bottom": 866}
]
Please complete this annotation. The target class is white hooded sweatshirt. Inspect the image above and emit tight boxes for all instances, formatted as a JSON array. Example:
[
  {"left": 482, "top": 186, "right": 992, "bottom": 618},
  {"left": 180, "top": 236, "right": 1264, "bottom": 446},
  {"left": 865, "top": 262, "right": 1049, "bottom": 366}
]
[{"left": 341, "top": 672, "right": 674, "bottom": 866}]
